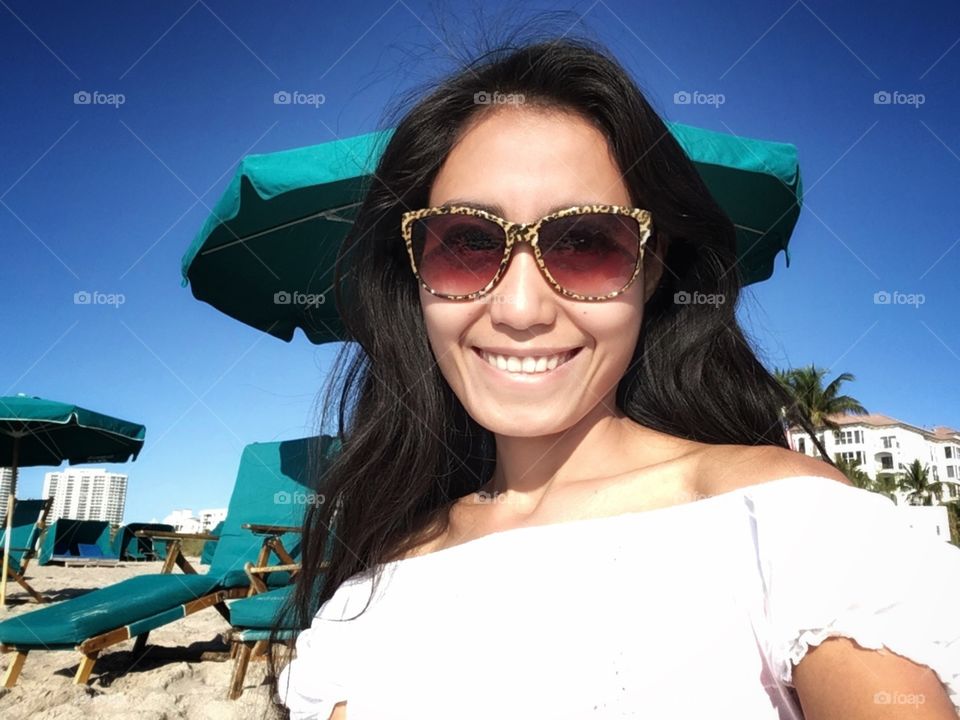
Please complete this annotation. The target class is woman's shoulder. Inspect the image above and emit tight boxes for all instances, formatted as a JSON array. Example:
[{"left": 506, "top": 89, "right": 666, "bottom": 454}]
[{"left": 693, "top": 443, "right": 852, "bottom": 499}]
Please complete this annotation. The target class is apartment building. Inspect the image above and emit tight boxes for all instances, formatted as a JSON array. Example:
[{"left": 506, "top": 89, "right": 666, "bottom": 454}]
[
  {"left": 42, "top": 468, "right": 128, "bottom": 525},
  {"left": 788, "top": 413, "right": 960, "bottom": 504}
]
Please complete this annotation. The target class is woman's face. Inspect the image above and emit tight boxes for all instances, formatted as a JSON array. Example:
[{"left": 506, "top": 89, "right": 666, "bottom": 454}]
[{"left": 419, "top": 107, "right": 657, "bottom": 437}]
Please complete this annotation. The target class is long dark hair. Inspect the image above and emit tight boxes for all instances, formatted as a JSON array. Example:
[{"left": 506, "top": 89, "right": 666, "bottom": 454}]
[{"left": 266, "top": 31, "right": 831, "bottom": 713}]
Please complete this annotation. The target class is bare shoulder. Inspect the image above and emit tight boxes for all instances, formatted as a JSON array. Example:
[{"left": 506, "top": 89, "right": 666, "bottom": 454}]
[{"left": 694, "top": 443, "right": 851, "bottom": 497}]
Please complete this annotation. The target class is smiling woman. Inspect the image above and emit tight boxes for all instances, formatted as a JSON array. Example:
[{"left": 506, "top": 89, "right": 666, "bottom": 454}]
[{"left": 267, "top": 33, "right": 960, "bottom": 720}]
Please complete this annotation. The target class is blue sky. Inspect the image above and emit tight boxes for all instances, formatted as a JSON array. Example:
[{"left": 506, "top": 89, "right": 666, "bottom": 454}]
[{"left": 1, "top": 1, "right": 958, "bottom": 523}]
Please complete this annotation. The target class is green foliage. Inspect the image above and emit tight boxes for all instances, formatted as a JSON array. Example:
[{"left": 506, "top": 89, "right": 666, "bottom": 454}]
[
  {"left": 180, "top": 538, "right": 206, "bottom": 557},
  {"left": 773, "top": 365, "right": 868, "bottom": 435},
  {"left": 945, "top": 503, "right": 960, "bottom": 548},
  {"left": 832, "top": 454, "right": 871, "bottom": 488}
]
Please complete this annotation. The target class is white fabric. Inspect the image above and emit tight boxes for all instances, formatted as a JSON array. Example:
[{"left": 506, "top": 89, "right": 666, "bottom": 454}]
[{"left": 277, "top": 475, "right": 960, "bottom": 719}]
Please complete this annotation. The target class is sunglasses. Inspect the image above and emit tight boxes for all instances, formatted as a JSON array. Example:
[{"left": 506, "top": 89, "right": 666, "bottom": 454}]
[{"left": 400, "top": 204, "right": 653, "bottom": 301}]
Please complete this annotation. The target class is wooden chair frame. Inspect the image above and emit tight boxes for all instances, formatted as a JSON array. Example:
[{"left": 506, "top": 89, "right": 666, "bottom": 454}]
[
  {"left": 0, "top": 523, "right": 300, "bottom": 688},
  {"left": 226, "top": 522, "right": 312, "bottom": 700},
  {"left": 2, "top": 498, "right": 53, "bottom": 604}
]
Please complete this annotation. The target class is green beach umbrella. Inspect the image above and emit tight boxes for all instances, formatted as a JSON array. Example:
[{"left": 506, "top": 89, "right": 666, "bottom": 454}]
[
  {"left": 0, "top": 394, "right": 146, "bottom": 606},
  {"left": 182, "top": 123, "right": 802, "bottom": 344}
]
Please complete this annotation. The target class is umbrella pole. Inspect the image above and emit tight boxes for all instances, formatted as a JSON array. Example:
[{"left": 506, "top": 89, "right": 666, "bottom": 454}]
[{"left": 1, "top": 436, "right": 20, "bottom": 608}]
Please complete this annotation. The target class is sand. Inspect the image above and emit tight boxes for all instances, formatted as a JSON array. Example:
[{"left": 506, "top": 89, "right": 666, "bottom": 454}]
[{"left": 0, "top": 560, "right": 283, "bottom": 720}]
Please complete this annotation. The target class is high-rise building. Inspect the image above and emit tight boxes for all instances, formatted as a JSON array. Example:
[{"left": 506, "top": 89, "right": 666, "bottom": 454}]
[
  {"left": 0, "top": 468, "right": 12, "bottom": 525},
  {"left": 42, "top": 468, "right": 128, "bottom": 525}
]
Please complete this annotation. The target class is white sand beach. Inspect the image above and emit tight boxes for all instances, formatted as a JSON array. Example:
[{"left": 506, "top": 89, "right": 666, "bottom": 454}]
[{"left": 0, "top": 560, "right": 280, "bottom": 720}]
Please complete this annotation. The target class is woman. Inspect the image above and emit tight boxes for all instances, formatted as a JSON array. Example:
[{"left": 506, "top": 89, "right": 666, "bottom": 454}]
[{"left": 272, "top": 36, "right": 960, "bottom": 719}]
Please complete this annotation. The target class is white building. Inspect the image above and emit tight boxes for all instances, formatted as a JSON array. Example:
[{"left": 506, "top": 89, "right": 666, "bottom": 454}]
[
  {"left": 163, "top": 509, "right": 202, "bottom": 534},
  {"left": 42, "top": 468, "right": 128, "bottom": 525},
  {"left": 198, "top": 508, "right": 227, "bottom": 531},
  {"left": 789, "top": 413, "right": 960, "bottom": 507},
  {"left": 162, "top": 508, "right": 226, "bottom": 533},
  {"left": 900, "top": 505, "right": 953, "bottom": 543},
  {"left": 0, "top": 468, "right": 11, "bottom": 524}
]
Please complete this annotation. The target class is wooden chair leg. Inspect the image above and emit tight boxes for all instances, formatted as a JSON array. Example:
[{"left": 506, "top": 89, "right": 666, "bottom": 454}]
[
  {"left": 10, "top": 571, "right": 46, "bottom": 603},
  {"left": 228, "top": 643, "right": 253, "bottom": 700},
  {"left": 2, "top": 650, "right": 27, "bottom": 688},
  {"left": 74, "top": 651, "right": 99, "bottom": 684},
  {"left": 213, "top": 599, "right": 231, "bottom": 622},
  {"left": 251, "top": 639, "right": 269, "bottom": 660},
  {"left": 161, "top": 541, "right": 181, "bottom": 574},
  {"left": 133, "top": 632, "right": 150, "bottom": 654}
]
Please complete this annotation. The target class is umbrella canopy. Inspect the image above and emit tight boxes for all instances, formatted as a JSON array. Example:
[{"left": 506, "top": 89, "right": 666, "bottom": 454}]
[
  {"left": 0, "top": 395, "right": 146, "bottom": 467},
  {"left": 182, "top": 123, "right": 802, "bottom": 345},
  {"left": 0, "top": 394, "right": 146, "bottom": 605}
]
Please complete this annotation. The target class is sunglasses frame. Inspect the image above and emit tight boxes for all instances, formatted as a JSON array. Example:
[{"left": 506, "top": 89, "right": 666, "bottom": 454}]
[{"left": 400, "top": 204, "right": 654, "bottom": 302}]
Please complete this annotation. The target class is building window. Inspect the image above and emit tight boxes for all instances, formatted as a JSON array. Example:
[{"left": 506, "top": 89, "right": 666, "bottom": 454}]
[
  {"left": 797, "top": 437, "right": 806, "bottom": 453},
  {"left": 880, "top": 456, "right": 893, "bottom": 470},
  {"left": 949, "top": 466, "right": 956, "bottom": 479},
  {"left": 948, "top": 447, "right": 954, "bottom": 459},
  {"left": 835, "top": 430, "right": 863, "bottom": 446}
]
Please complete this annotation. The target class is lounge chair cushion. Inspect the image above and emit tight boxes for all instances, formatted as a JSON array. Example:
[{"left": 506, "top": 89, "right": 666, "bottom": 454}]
[
  {"left": 229, "top": 586, "right": 295, "bottom": 630},
  {"left": 0, "top": 573, "right": 220, "bottom": 648}
]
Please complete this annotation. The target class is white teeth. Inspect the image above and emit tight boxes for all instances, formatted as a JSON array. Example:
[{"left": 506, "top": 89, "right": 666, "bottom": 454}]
[{"left": 480, "top": 350, "right": 575, "bottom": 375}]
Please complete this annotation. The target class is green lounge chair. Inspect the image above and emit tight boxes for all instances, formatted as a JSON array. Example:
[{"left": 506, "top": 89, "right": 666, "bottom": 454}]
[
  {"left": 112, "top": 523, "right": 175, "bottom": 561},
  {"left": 200, "top": 520, "right": 225, "bottom": 565},
  {"left": 225, "top": 515, "right": 337, "bottom": 699},
  {"left": 0, "top": 498, "right": 53, "bottom": 604},
  {"left": 38, "top": 519, "right": 115, "bottom": 566},
  {"left": 226, "top": 585, "right": 299, "bottom": 699},
  {"left": 0, "top": 434, "right": 337, "bottom": 688}
]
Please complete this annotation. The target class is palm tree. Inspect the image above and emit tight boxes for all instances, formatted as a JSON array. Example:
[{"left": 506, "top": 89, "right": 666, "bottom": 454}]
[
  {"left": 897, "top": 459, "right": 950, "bottom": 506},
  {"left": 832, "top": 454, "right": 872, "bottom": 489},
  {"left": 872, "top": 473, "right": 902, "bottom": 504},
  {"left": 774, "top": 365, "right": 868, "bottom": 459}
]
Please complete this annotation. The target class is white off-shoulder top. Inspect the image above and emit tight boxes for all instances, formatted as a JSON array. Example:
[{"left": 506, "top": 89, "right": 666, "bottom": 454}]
[{"left": 277, "top": 475, "right": 960, "bottom": 719}]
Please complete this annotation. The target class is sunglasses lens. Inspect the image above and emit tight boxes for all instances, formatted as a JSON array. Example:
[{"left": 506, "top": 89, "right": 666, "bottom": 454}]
[
  {"left": 410, "top": 214, "right": 504, "bottom": 295},
  {"left": 538, "top": 213, "right": 641, "bottom": 296}
]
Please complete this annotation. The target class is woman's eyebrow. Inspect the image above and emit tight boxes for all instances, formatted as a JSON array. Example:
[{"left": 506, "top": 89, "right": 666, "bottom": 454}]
[{"left": 438, "top": 199, "right": 598, "bottom": 216}]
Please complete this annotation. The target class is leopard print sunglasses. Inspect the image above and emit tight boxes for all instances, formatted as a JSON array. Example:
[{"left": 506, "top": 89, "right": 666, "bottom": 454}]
[{"left": 400, "top": 204, "right": 653, "bottom": 302}]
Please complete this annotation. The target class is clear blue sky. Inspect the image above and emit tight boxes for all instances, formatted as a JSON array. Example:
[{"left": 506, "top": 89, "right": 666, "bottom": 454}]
[{"left": 2, "top": 1, "right": 958, "bottom": 523}]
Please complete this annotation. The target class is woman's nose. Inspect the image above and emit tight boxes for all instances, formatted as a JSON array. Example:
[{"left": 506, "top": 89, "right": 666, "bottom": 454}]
[{"left": 483, "top": 244, "right": 557, "bottom": 326}]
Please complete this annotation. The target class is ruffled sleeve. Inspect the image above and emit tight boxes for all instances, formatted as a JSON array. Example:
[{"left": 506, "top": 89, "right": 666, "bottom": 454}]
[
  {"left": 277, "top": 575, "right": 369, "bottom": 720},
  {"left": 746, "top": 477, "right": 960, "bottom": 714}
]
